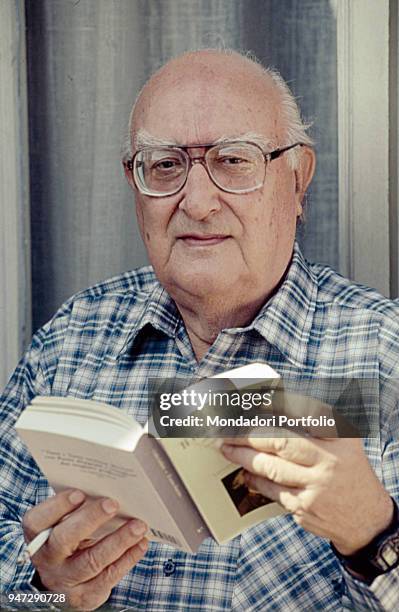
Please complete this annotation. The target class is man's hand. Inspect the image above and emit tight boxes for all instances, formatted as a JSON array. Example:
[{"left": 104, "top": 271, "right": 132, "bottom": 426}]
[
  {"left": 23, "top": 489, "right": 148, "bottom": 611},
  {"left": 221, "top": 435, "right": 393, "bottom": 555}
]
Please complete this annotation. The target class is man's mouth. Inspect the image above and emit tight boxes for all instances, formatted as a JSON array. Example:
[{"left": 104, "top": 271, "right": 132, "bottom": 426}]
[{"left": 177, "top": 234, "right": 230, "bottom": 246}]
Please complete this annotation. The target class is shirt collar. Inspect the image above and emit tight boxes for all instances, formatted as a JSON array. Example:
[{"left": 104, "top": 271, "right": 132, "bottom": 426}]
[
  {"left": 117, "top": 242, "right": 317, "bottom": 367},
  {"left": 248, "top": 242, "right": 318, "bottom": 367},
  {"left": 116, "top": 282, "right": 180, "bottom": 357}
]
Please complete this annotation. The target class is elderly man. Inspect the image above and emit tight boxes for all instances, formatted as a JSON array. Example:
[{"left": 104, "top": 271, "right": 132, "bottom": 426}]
[{"left": 1, "top": 49, "right": 399, "bottom": 611}]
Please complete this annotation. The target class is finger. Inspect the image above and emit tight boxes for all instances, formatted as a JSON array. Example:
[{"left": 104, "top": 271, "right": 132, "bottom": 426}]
[
  {"left": 222, "top": 444, "right": 312, "bottom": 486},
  {"left": 68, "top": 519, "right": 148, "bottom": 583},
  {"left": 43, "top": 497, "right": 120, "bottom": 563},
  {"left": 90, "top": 537, "right": 148, "bottom": 590},
  {"left": 245, "top": 473, "right": 341, "bottom": 539},
  {"left": 245, "top": 473, "right": 303, "bottom": 514},
  {"left": 72, "top": 539, "right": 149, "bottom": 610},
  {"left": 222, "top": 435, "right": 321, "bottom": 466},
  {"left": 23, "top": 489, "right": 86, "bottom": 540}
]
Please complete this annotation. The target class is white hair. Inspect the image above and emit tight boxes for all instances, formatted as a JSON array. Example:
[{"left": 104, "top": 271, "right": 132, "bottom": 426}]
[
  {"left": 121, "top": 49, "right": 314, "bottom": 171},
  {"left": 261, "top": 66, "right": 314, "bottom": 169}
]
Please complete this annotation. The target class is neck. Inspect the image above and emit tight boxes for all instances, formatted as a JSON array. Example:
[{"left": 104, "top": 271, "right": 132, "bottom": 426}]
[{"left": 176, "top": 294, "right": 268, "bottom": 361}]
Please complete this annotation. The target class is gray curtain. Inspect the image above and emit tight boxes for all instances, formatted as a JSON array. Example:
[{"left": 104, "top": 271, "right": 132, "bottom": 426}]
[{"left": 26, "top": 0, "right": 337, "bottom": 331}]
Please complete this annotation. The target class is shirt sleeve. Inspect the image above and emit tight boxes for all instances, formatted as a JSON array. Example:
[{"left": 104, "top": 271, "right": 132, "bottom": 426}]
[
  {"left": 342, "top": 567, "right": 399, "bottom": 610},
  {"left": 0, "top": 301, "right": 73, "bottom": 597},
  {"left": 341, "top": 376, "right": 399, "bottom": 611}
]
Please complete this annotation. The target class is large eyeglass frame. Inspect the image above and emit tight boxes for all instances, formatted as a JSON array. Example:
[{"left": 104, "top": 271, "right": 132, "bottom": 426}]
[{"left": 125, "top": 141, "right": 304, "bottom": 197}]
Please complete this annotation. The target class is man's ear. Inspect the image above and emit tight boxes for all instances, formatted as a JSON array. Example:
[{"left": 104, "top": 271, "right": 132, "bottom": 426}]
[
  {"left": 123, "top": 161, "right": 136, "bottom": 190},
  {"left": 294, "top": 147, "right": 316, "bottom": 217}
]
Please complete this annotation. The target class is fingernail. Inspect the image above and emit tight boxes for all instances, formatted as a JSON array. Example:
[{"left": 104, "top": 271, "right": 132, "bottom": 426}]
[
  {"left": 102, "top": 498, "right": 119, "bottom": 514},
  {"left": 69, "top": 490, "right": 85, "bottom": 505},
  {"left": 222, "top": 444, "right": 232, "bottom": 454},
  {"left": 129, "top": 520, "right": 147, "bottom": 536},
  {"left": 138, "top": 538, "right": 148, "bottom": 552}
]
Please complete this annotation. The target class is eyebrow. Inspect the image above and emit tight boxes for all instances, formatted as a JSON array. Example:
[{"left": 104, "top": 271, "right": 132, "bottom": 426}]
[
  {"left": 134, "top": 130, "right": 179, "bottom": 149},
  {"left": 213, "top": 133, "right": 273, "bottom": 151},
  {"left": 134, "top": 129, "right": 274, "bottom": 152}
]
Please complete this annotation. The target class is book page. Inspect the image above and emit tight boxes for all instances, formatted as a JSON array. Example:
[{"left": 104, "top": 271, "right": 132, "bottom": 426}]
[
  {"left": 160, "top": 437, "right": 284, "bottom": 543},
  {"left": 25, "top": 396, "right": 143, "bottom": 450}
]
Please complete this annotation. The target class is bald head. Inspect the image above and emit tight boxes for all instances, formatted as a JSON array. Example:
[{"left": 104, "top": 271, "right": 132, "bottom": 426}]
[{"left": 131, "top": 51, "right": 281, "bottom": 148}]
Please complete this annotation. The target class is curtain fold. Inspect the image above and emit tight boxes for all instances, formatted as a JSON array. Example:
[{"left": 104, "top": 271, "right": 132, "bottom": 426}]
[{"left": 0, "top": 0, "right": 30, "bottom": 389}]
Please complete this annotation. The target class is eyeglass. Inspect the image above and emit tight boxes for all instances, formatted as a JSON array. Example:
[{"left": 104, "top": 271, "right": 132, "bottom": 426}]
[{"left": 125, "top": 141, "right": 303, "bottom": 197}]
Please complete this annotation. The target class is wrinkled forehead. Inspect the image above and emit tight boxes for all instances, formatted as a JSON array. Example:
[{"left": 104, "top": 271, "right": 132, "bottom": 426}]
[{"left": 132, "top": 60, "right": 283, "bottom": 147}]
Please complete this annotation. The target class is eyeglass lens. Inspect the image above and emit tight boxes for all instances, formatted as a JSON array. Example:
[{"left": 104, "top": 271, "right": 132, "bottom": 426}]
[{"left": 134, "top": 143, "right": 266, "bottom": 195}]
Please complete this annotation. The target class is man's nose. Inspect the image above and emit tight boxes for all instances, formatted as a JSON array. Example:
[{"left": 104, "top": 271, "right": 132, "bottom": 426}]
[{"left": 178, "top": 162, "right": 221, "bottom": 220}]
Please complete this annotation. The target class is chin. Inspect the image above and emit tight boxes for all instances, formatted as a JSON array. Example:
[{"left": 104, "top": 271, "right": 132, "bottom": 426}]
[{"left": 164, "top": 270, "right": 233, "bottom": 300}]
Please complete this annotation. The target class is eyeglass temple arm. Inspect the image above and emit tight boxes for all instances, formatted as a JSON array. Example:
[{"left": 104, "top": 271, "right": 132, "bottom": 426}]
[{"left": 268, "top": 143, "right": 304, "bottom": 161}]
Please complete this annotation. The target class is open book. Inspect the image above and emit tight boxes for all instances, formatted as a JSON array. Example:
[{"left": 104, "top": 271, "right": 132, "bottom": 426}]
[{"left": 15, "top": 363, "right": 284, "bottom": 553}]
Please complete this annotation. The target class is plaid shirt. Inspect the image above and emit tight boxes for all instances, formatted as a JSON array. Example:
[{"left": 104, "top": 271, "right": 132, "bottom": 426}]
[{"left": 1, "top": 242, "right": 399, "bottom": 611}]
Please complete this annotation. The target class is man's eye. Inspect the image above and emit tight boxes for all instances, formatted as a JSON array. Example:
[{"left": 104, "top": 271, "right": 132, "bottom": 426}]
[
  {"left": 221, "top": 156, "right": 245, "bottom": 165},
  {"left": 152, "top": 159, "right": 182, "bottom": 171}
]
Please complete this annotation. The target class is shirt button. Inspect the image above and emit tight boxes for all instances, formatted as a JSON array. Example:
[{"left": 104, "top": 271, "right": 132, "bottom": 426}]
[{"left": 163, "top": 559, "right": 176, "bottom": 576}]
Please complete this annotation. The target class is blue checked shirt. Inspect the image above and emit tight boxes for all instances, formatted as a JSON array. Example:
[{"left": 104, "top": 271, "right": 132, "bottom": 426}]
[{"left": 1, "top": 242, "right": 399, "bottom": 610}]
